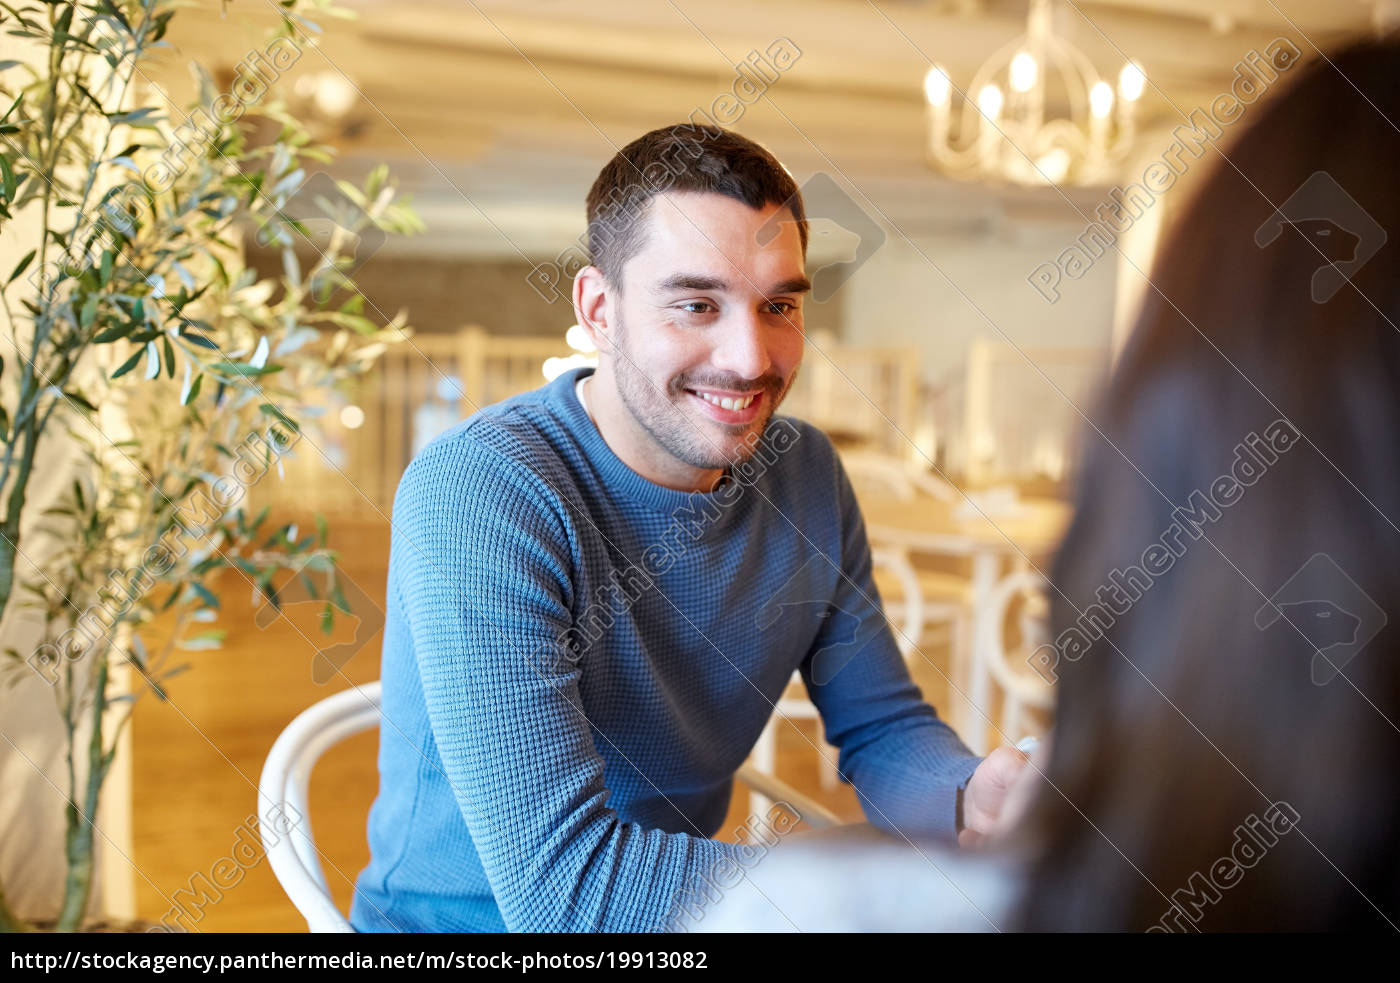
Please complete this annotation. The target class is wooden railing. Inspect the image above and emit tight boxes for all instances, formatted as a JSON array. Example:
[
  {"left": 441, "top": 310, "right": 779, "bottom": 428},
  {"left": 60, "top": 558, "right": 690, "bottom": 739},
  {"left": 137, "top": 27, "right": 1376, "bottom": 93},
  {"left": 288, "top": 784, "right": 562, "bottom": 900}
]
[{"left": 252, "top": 326, "right": 950, "bottom": 515}]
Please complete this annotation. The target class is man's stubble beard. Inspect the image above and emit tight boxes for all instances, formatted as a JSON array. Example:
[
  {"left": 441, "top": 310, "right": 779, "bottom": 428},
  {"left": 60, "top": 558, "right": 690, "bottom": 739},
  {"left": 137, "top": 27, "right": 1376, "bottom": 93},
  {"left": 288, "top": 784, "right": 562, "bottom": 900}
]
[{"left": 609, "top": 311, "right": 797, "bottom": 474}]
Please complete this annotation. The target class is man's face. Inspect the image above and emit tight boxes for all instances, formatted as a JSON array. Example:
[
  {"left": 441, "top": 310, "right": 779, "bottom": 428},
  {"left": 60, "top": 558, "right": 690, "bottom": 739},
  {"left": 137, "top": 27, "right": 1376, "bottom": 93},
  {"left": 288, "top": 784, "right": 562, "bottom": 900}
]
[{"left": 603, "top": 190, "right": 808, "bottom": 474}]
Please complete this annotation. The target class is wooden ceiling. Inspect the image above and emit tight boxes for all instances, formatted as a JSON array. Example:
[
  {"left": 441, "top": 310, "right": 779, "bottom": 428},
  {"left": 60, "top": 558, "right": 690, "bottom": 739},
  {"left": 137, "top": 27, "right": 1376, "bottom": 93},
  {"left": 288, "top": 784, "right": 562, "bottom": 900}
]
[{"left": 143, "top": 1, "right": 1385, "bottom": 257}]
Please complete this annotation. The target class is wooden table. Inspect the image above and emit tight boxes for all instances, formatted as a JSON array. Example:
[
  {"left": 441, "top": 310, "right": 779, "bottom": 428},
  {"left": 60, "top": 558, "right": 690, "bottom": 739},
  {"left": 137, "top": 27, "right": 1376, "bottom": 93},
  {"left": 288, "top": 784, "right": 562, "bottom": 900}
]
[{"left": 861, "top": 494, "right": 1071, "bottom": 751}]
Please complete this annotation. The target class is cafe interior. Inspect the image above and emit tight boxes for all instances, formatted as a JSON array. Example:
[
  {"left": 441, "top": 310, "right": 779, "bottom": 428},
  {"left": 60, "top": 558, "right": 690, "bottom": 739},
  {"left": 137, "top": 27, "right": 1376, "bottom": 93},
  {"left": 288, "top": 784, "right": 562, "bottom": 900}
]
[{"left": 1, "top": 0, "right": 1394, "bottom": 933}]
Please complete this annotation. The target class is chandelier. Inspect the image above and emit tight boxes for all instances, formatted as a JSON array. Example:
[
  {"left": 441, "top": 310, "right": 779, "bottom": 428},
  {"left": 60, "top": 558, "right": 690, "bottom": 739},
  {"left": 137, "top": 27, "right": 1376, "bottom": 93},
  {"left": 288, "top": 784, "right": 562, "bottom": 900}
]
[{"left": 923, "top": 0, "right": 1145, "bottom": 187}]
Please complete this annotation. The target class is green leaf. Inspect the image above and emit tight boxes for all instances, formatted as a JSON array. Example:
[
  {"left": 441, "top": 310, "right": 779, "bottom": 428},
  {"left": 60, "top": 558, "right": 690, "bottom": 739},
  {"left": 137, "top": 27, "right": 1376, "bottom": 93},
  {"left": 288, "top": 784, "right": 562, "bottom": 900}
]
[
  {"left": 338, "top": 313, "right": 379, "bottom": 337},
  {"left": 209, "top": 361, "right": 282, "bottom": 377},
  {"left": 54, "top": 3, "right": 73, "bottom": 38},
  {"left": 109, "top": 106, "right": 160, "bottom": 126},
  {"left": 162, "top": 335, "right": 175, "bottom": 378},
  {"left": 329, "top": 581, "right": 351, "bottom": 614},
  {"left": 110, "top": 347, "right": 144, "bottom": 379},
  {"left": 258, "top": 402, "right": 300, "bottom": 434},
  {"left": 181, "top": 331, "right": 218, "bottom": 350},
  {"left": 0, "top": 154, "right": 16, "bottom": 201},
  {"left": 158, "top": 586, "right": 182, "bottom": 613},
  {"left": 229, "top": 556, "right": 259, "bottom": 576},
  {"left": 62, "top": 391, "right": 97, "bottom": 413},
  {"left": 92, "top": 322, "right": 129, "bottom": 343},
  {"left": 144, "top": 340, "right": 160, "bottom": 380},
  {"left": 178, "top": 629, "right": 227, "bottom": 651},
  {"left": 73, "top": 81, "right": 106, "bottom": 116},
  {"left": 180, "top": 372, "right": 203, "bottom": 406},
  {"left": 189, "top": 582, "right": 220, "bottom": 610},
  {"left": 171, "top": 261, "right": 195, "bottom": 292},
  {"left": 320, "top": 602, "right": 334, "bottom": 634},
  {"left": 191, "top": 556, "right": 223, "bottom": 576},
  {"left": 7, "top": 248, "right": 33, "bottom": 284},
  {"left": 300, "top": 553, "right": 334, "bottom": 572}
]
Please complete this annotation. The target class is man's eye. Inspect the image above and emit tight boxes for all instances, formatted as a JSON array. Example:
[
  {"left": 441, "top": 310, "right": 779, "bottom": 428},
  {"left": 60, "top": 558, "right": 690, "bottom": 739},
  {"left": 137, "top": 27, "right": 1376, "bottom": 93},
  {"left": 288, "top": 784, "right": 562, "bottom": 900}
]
[
  {"left": 680, "top": 301, "right": 715, "bottom": 314},
  {"left": 764, "top": 302, "right": 796, "bottom": 316}
]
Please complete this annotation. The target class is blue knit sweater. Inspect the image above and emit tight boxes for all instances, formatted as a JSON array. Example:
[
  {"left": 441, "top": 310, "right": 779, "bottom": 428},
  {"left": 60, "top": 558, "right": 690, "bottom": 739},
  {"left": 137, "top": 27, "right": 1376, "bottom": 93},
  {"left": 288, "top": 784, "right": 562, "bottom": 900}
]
[{"left": 348, "top": 367, "right": 980, "bottom": 933}]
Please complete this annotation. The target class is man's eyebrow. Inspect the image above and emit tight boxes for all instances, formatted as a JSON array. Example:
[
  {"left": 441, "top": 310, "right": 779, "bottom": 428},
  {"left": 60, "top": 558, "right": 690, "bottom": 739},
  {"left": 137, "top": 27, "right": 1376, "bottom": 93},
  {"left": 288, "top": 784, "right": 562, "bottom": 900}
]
[
  {"left": 654, "top": 273, "right": 812, "bottom": 295},
  {"left": 656, "top": 273, "right": 729, "bottom": 292},
  {"left": 768, "top": 276, "right": 812, "bottom": 296}
]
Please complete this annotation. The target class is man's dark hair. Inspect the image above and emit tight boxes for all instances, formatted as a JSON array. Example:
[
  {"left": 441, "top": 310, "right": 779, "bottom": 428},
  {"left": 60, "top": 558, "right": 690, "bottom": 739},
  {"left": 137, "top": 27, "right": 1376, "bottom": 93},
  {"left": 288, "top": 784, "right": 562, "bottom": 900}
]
[{"left": 585, "top": 123, "right": 808, "bottom": 285}]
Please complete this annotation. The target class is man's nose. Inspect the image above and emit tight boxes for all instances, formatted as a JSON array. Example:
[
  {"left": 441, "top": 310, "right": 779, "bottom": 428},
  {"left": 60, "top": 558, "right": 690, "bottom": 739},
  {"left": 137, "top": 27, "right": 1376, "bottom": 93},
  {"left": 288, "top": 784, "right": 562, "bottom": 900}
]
[{"left": 710, "top": 313, "right": 772, "bottom": 382}]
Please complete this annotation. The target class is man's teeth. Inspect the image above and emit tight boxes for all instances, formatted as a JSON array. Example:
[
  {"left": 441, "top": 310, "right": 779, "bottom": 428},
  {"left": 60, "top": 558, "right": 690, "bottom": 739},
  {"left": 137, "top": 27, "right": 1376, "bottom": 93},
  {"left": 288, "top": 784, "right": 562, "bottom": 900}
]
[{"left": 696, "top": 391, "right": 756, "bottom": 411}]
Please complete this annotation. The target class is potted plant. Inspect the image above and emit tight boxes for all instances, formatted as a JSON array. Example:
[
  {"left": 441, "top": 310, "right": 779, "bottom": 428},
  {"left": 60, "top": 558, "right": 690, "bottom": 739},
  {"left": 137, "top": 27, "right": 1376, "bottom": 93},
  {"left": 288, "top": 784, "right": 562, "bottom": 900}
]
[{"left": 0, "top": 0, "right": 421, "bottom": 931}]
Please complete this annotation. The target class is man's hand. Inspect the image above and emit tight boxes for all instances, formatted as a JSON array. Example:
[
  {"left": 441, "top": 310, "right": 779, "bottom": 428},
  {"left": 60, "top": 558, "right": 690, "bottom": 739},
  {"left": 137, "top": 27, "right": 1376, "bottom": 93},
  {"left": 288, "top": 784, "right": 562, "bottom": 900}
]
[{"left": 958, "top": 746, "right": 1033, "bottom": 848}]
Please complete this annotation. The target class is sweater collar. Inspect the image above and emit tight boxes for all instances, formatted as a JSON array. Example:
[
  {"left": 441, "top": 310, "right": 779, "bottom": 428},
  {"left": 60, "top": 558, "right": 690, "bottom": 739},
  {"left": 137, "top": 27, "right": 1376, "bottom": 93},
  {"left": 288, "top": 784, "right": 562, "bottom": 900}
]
[{"left": 553, "top": 367, "right": 746, "bottom": 516}]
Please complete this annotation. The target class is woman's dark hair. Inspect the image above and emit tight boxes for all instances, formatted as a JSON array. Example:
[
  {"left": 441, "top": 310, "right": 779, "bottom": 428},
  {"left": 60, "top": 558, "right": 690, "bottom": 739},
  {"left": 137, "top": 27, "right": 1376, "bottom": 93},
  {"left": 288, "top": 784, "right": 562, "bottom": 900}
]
[{"left": 1017, "top": 38, "right": 1400, "bottom": 931}]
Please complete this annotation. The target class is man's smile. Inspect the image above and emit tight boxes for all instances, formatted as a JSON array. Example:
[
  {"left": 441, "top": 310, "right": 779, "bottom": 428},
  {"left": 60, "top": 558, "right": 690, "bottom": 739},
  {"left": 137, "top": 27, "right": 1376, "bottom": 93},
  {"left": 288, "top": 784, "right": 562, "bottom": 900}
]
[{"left": 682, "top": 386, "right": 765, "bottom": 425}]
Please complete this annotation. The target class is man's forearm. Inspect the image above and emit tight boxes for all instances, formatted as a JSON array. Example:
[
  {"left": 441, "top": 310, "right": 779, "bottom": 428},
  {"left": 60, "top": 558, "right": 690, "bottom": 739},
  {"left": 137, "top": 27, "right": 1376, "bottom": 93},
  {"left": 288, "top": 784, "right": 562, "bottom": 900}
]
[{"left": 838, "top": 710, "right": 982, "bottom": 840}]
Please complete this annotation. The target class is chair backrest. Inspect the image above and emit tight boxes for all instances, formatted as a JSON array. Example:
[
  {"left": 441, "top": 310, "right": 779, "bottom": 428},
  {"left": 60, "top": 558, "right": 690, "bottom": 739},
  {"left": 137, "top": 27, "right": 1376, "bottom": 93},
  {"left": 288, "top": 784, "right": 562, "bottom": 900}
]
[
  {"left": 869, "top": 545, "right": 925, "bottom": 659},
  {"left": 974, "top": 571, "right": 1055, "bottom": 746},
  {"left": 260, "top": 681, "right": 841, "bottom": 932},
  {"left": 258, "top": 681, "right": 382, "bottom": 933}
]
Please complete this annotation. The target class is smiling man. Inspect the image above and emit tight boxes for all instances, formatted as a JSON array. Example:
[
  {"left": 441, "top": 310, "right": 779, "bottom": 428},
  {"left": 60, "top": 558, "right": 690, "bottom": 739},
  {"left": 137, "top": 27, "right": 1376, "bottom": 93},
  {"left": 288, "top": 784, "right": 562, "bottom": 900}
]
[{"left": 349, "top": 125, "right": 1027, "bottom": 933}]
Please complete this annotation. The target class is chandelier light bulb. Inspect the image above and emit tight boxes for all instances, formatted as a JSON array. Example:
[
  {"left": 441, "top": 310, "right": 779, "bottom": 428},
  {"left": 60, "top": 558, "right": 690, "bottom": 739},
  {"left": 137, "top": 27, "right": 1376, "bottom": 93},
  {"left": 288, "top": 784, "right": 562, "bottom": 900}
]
[
  {"left": 977, "top": 83, "right": 1004, "bottom": 119},
  {"left": 1035, "top": 148, "right": 1071, "bottom": 184},
  {"left": 1009, "top": 51, "right": 1038, "bottom": 93},
  {"left": 1118, "top": 61, "right": 1146, "bottom": 102},
  {"left": 924, "top": 65, "right": 951, "bottom": 106},
  {"left": 1089, "top": 81, "right": 1115, "bottom": 118},
  {"left": 921, "top": 0, "right": 1140, "bottom": 186}
]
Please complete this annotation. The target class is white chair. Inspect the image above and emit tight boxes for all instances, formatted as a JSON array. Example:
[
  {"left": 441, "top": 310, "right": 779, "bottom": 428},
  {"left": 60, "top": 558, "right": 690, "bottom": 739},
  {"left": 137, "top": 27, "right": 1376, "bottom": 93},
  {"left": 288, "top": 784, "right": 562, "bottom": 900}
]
[
  {"left": 966, "top": 571, "right": 1056, "bottom": 754},
  {"left": 259, "top": 680, "right": 841, "bottom": 933}
]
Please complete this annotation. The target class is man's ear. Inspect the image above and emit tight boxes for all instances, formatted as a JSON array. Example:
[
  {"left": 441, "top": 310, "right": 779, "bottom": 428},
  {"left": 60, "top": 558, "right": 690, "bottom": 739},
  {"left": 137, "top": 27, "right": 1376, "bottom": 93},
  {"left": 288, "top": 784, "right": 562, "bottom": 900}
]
[{"left": 572, "top": 265, "right": 615, "bottom": 354}]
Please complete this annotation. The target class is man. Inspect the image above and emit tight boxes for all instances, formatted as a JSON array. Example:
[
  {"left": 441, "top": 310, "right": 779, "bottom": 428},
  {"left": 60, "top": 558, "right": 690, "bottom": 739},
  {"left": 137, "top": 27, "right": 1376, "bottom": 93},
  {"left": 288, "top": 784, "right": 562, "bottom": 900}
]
[{"left": 350, "top": 124, "right": 1028, "bottom": 933}]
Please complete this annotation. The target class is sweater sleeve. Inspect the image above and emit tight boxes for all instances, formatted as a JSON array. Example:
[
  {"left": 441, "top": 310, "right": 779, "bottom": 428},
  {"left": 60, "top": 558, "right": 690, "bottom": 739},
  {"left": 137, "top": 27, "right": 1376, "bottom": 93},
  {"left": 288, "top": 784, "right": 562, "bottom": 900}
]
[
  {"left": 392, "top": 433, "right": 743, "bottom": 932},
  {"left": 799, "top": 452, "right": 982, "bottom": 842}
]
